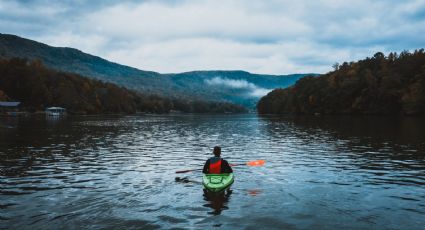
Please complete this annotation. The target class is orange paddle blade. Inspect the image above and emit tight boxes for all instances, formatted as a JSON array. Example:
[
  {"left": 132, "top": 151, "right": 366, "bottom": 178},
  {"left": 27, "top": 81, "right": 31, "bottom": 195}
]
[{"left": 246, "top": 160, "right": 265, "bottom": 166}]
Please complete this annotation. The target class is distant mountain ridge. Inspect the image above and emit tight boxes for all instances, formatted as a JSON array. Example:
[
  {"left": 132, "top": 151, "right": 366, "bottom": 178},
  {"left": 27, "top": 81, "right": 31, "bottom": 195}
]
[
  {"left": 0, "top": 33, "right": 316, "bottom": 108},
  {"left": 0, "top": 33, "right": 160, "bottom": 81},
  {"left": 0, "top": 58, "right": 247, "bottom": 114}
]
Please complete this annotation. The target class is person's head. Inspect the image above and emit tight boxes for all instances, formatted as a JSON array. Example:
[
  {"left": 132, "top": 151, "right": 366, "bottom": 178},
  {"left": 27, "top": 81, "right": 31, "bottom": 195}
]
[{"left": 213, "top": 146, "right": 221, "bottom": 157}]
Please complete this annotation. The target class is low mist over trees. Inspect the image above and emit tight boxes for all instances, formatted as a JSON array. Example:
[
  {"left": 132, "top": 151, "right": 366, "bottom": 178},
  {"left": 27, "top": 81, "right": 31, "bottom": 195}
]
[
  {"left": 257, "top": 49, "right": 425, "bottom": 115},
  {"left": 0, "top": 58, "right": 246, "bottom": 114}
]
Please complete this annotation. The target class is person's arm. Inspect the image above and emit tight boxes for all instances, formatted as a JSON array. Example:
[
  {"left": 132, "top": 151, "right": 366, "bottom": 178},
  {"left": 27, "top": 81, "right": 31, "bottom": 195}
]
[
  {"left": 222, "top": 160, "right": 233, "bottom": 173},
  {"left": 202, "top": 159, "right": 210, "bottom": 174}
]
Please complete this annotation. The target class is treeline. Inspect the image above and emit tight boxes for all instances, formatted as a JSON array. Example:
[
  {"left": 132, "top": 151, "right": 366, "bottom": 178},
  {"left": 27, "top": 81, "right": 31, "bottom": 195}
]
[
  {"left": 257, "top": 49, "right": 425, "bottom": 115},
  {"left": 0, "top": 58, "right": 246, "bottom": 114}
]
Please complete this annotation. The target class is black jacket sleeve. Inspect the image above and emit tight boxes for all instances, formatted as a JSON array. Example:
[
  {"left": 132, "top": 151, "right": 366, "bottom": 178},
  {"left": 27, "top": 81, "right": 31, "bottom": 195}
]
[
  {"left": 221, "top": 160, "right": 233, "bottom": 173},
  {"left": 202, "top": 159, "right": 210, "bottom": 174}
]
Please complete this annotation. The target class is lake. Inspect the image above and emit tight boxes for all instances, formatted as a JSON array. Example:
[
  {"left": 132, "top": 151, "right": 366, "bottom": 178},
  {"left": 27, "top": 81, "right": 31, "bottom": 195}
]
[{"left": 1, "top": 114, "right": 424, "bottom": 229}]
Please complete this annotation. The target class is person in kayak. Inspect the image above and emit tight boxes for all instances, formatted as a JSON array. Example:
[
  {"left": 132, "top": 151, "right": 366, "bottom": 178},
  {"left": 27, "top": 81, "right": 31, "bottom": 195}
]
[{"left": 202, "top": 146, "right": 233, "bottom": 174}]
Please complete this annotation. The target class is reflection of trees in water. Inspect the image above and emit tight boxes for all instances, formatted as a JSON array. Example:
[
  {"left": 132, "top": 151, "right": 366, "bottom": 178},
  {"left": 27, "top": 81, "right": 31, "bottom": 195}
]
[
  {"left": 260, "top": 115, "right": 425, "bottom": 149},
  {"left": 0, "top": 116, "right": 19, "bottom": 129},
  {"left": 0, "top": 116, "right": 127, "bottom": 177},
  {"left": 203, "top": 189, "right": 232, "bottom": 215},
  {"left": 258, "top": 115, "right": 425, "bottom": 173}
]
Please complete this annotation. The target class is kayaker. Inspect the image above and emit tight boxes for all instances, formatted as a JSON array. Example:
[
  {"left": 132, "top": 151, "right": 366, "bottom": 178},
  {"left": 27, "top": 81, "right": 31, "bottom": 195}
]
[{"left": 202, "top": 146, "right": 233, "bottom": 174}]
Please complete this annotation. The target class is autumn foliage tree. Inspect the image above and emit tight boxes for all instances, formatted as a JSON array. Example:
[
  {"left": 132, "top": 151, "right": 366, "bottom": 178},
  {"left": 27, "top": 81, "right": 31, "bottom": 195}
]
[
  {"left": 257, "top": 49, "right": 425, "bottom": 115},
  {"left": 0, "top": 58, "right": 246, "bottom": 114}
]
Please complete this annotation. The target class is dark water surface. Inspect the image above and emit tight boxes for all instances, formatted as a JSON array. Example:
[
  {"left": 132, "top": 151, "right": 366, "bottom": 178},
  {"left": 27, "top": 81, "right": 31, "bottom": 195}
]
[{"left": 1, "top": 115, "right": 424, "bottom": 229}]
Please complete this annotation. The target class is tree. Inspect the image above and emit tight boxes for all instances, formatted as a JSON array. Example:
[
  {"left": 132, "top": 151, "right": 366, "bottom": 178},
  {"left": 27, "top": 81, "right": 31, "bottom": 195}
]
[{"left": 257, "top": 49, "right": 425, "bottom": 115}]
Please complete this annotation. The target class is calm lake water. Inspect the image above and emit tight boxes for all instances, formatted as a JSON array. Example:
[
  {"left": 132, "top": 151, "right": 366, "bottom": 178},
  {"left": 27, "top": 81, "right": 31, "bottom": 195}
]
[{"left": 1, "top": 114, "right": 424, "bottom": 229}]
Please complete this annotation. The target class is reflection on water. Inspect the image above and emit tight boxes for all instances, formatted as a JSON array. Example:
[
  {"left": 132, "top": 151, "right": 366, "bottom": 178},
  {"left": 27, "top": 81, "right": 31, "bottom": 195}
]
[
  {"left": 0, "top": 116, "right": 18, "bottom": 129},
  {"left": 0, "top": 114, "right": 424, "bottom": 229},
  {"left": 203, "top": 189, "right": 233, "bottom": 215},
  {"left": 246, "top": 189, "right": 262, "bottom": 196}
]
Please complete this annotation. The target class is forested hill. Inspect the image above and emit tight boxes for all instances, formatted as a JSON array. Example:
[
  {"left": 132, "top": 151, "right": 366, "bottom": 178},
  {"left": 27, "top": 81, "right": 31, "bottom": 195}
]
[
  {"left": 257, "top": 50, "right": 425, "bottom": 115},
  {"left": 0, "top": 33, "right": 313, "bottom": 108},
  {"left": 0, "top": 58, "right": 246, "bottom": 114},
  {"left": 0, "top": 33, "right": 160, "bottom": 80}
]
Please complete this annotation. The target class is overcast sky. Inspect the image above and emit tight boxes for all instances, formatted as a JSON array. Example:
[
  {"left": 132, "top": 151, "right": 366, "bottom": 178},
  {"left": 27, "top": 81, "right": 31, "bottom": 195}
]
[{"left": 1, "top": 0, "right": 424, "bottom": 74}]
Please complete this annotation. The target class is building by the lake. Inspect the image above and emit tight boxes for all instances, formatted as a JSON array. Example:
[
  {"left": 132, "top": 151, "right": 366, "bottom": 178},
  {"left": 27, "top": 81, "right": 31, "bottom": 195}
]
[
  {"left": 45, "top": 107, "right": 67, "bottom": 116},
  {"left": 0, "top": 101, "right": 21, "bottom": 116}
]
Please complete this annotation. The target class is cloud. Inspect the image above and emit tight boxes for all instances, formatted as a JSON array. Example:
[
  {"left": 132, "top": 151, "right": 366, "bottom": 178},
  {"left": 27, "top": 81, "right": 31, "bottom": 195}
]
[
  {"left": 205, "top": 77, "right": 272, "bottom": 98},
  {"left": 0, "top": 0, "right": 424, "bottom": 74}
]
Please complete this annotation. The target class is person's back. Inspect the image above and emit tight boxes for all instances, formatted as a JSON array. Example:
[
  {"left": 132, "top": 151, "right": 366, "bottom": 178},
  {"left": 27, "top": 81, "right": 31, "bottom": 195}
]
[{"left": 203, "top": 146, "right": 233, "bottom": 174}]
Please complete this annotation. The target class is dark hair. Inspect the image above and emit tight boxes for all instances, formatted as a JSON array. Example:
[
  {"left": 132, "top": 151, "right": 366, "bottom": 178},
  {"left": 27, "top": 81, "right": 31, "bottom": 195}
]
[{"left": 213, "top": 146, "right": 221, "bottom": 157}]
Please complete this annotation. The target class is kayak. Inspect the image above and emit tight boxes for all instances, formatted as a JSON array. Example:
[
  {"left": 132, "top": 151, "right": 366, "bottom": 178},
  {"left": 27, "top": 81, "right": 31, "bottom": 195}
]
[{"left": 203, "top": 173, "right": 234, "bottom": 193}]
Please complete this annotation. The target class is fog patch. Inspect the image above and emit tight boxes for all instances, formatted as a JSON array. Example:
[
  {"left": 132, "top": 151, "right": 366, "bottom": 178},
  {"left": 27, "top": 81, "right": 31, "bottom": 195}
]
[{"left": 205, "top": 77, "right": 272, "bottom": 97}]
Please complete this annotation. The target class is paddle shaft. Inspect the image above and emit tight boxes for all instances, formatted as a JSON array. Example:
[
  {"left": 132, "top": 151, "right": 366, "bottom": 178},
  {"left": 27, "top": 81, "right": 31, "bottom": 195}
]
[
  {"left": 175, "top": 168, "right": 203, "bottom": 174},
  {"left": 175, "top": 162, "right": 249, "bottom": 174}
]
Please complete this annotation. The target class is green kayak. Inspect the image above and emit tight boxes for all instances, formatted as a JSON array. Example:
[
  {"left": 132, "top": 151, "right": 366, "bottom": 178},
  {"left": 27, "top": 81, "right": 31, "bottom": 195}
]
[{"left": 203, "top": 173, "right": 234, "bottom": 193}]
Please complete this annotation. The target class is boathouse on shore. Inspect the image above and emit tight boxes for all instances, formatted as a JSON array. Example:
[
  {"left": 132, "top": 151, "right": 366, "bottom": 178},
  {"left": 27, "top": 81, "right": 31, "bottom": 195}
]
[
  {"left": 45, "top": 107, "right": 66, "bottom": 116},
  {"left": 0, "top": 101, "right": 21, "bottom": 115}
]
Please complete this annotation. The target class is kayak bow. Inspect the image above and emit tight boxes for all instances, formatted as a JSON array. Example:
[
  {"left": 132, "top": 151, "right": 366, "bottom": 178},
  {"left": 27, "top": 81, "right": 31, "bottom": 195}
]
[{"left": 203, "top": 173, "right": 234, "bottom": 193}]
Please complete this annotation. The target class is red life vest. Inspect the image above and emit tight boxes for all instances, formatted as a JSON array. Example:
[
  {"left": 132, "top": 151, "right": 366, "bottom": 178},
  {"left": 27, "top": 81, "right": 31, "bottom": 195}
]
[{"left": 209, "top": 159, "right": 222, "bottom": 174}]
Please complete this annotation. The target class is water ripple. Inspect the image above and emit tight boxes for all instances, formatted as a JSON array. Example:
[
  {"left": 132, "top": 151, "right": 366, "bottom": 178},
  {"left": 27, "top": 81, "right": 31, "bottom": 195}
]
[{"left": 0, "top": 115, "right": 424, "bottom": 229}]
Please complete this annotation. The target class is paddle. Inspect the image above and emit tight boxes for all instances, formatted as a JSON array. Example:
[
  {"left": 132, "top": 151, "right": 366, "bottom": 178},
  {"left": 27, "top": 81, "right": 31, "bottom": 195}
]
[
  {"left": 175, "top": 159, "right": 265, "bottom": 174},
  {"left": 231, "top": 159, "right": 265, "bottom": 167}
]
